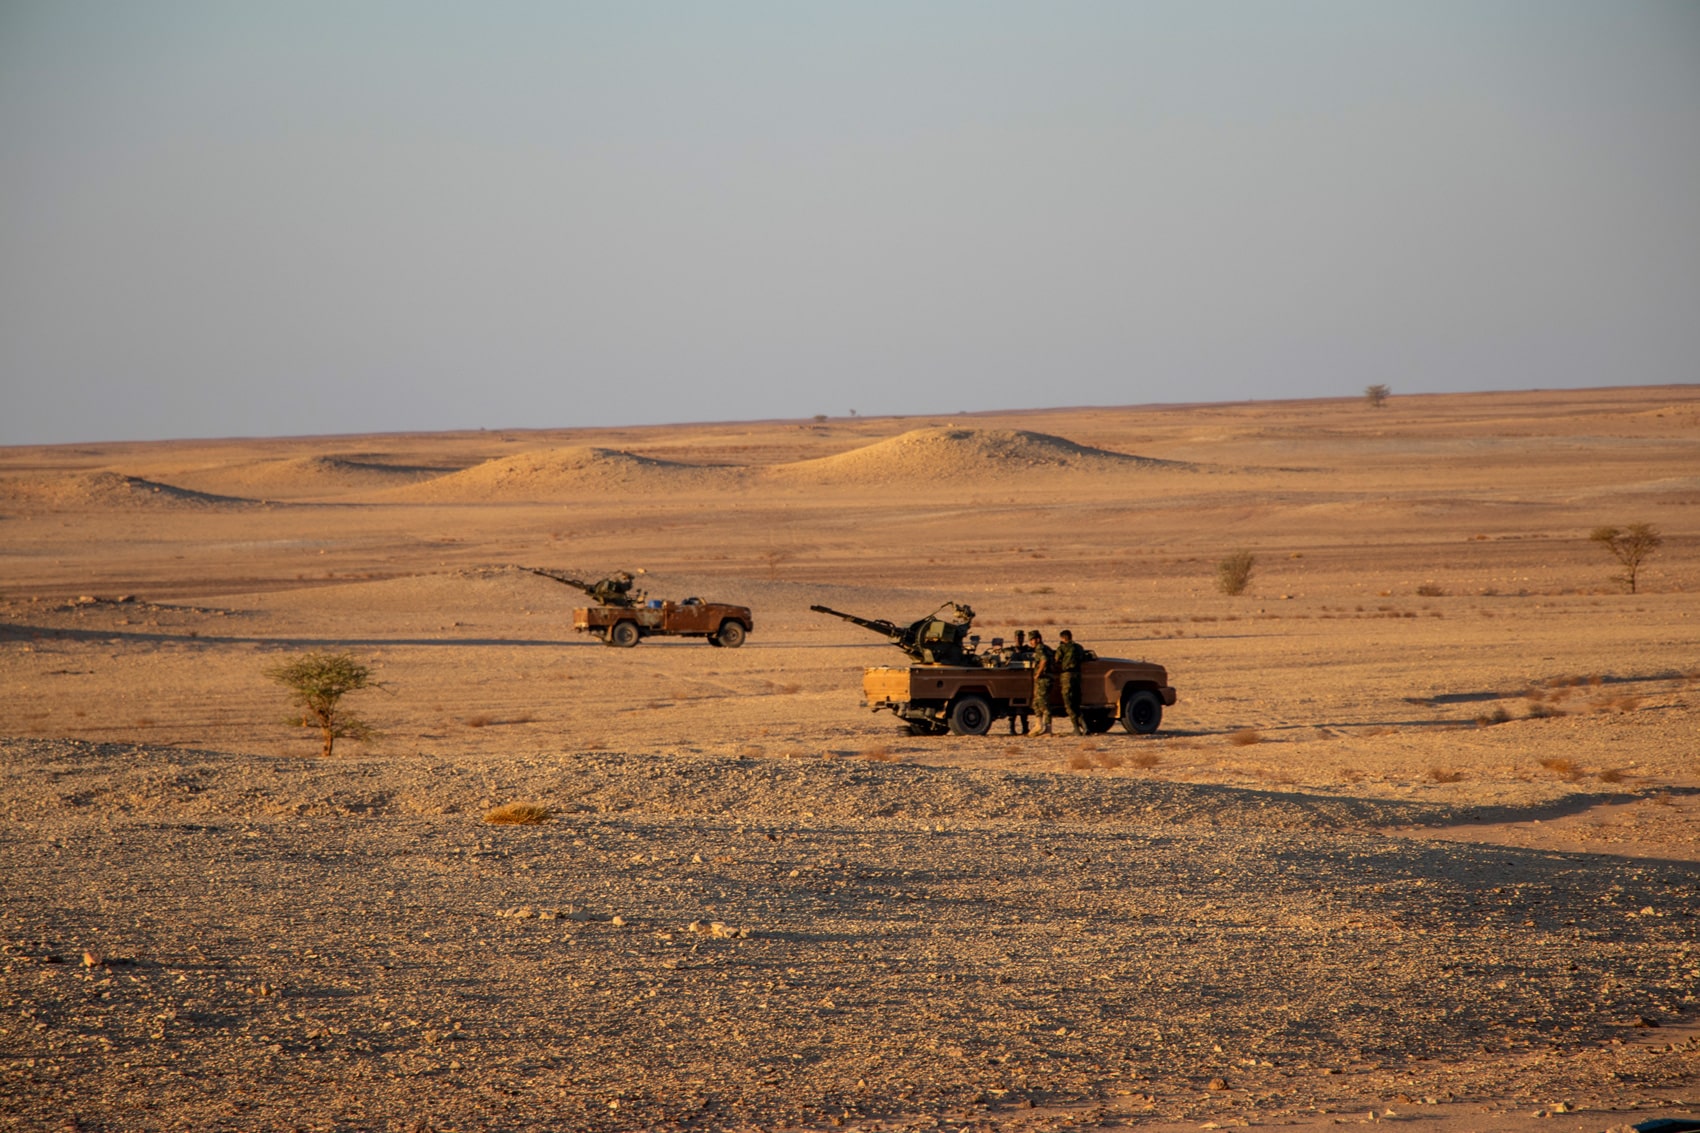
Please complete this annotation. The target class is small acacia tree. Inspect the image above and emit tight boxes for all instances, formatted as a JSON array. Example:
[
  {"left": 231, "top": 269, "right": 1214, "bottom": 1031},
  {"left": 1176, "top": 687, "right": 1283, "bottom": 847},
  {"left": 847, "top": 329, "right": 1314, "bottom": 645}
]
[
  {"left": 267, "top": 651, "right": 379, "bottom": 757},
  {"left": 1217, "top": 550, "right": 1256, "bottom": 596},
  {"left": 1364, "top": 383, "right": 1391, "bottom": 409},
  {"left": 1590, "top": 523, "right": 1662, "bottom": 594}
]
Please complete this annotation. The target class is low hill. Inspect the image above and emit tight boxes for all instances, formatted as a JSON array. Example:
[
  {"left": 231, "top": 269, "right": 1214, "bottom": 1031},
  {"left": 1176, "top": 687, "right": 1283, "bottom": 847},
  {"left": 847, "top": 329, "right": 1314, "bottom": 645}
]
[
  {"left": 0, "top": 471, "right": 256, "bottom": 510},
  {"left": 383, "top": 446, "right": 735, "bottom": 501},
  {"left": 768, "top": 427, "right": 1184, "bottom": 485}
]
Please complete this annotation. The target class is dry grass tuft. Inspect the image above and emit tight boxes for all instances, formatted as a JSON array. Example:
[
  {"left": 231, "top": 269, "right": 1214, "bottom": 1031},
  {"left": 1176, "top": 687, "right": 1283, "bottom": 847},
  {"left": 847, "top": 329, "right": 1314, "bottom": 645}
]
[
  {"left": 1597, "top": 767, "right": 1629, "bottom": 784},
  {"left": 1127, "top": 751, "right": 1162, "bottom": 770},
  {"left": 1539, "top": 757, "right": 1584, "bottom": 781},
  {"left": 1092, "top": 750, "right": 1124, "bottom": 770},
  {"left": 860, "top": 746, "right": 895, "bottom": 762},
  {"left": 1065, "top": 752, "right": 1093, "bottom": 770},
  {"left": 1227, "top": 729, "right": 1263, "bottom": 747},
  {"left": 1527, "top": 702, "right": 1565, "bottom": 719},
  {"left": 483, "top": 802, "right": 551, "bottom": 825},
  {"left": 1474, "top": 705, "right": 1511, "bottom": 727},
  {"left": 1427, "top": 768, "right": 1466, "bottom": 784},
  {"left": 465, "top": 712, "right": 535, "bottom": 728},
  {"left": 1415, "top": 583, "right": 1446, "bottom": 597}
]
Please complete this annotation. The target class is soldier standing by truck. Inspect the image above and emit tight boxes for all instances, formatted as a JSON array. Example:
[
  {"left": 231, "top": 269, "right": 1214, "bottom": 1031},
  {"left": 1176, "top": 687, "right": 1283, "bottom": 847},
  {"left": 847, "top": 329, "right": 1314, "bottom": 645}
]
[
  {"left": 1028, "top": 629, "right": 1054, "bottom": 736},
  {"left": 1055, "top": 629, "right": 1087, "bottom": 734}
]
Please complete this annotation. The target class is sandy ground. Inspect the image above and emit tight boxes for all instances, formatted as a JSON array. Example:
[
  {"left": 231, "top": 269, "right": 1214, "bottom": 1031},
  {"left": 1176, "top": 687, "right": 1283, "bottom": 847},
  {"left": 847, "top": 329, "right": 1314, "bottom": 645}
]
[{"left": 1, "top": 385, "right": 1697, "bottom": 1131}]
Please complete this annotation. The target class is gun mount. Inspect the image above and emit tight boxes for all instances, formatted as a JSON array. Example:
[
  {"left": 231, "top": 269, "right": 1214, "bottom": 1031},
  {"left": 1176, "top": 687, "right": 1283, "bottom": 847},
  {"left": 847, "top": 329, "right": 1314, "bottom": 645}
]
[
  {"left": 809, "top": 601, "right": 980, "bottom": 666},
  {"left": 529, "top": 567, "right": 641, "bottom": 608}
]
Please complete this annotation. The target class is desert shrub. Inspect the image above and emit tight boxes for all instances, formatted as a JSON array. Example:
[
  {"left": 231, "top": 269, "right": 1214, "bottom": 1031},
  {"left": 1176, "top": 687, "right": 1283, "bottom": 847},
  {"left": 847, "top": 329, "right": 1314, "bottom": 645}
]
[
  {"left": 1540, "top": 757, "right": 1583, "bottom": 781},
  {"left": 1527, "top": 702, "right": 1564, "bottom": 719},
  {"left": 1474, "top": 705, "right": 1511, "bottom": 727},
  {"left": 1597, "top": 768, "right": 1628, "bottom": 784},
  {"left": 1590, "top": 523, "right": 1661, "bottom": 593},
  {"left": 861, "top": 746, "right": 894, "bottom": 762},
  {"left": 1216, "top": 551, "right": 1256, "bottom": 596},
  {"left": 1415, "top": 583, "right": 1446, "bottom": 597},
  {"left": 1427, "top": 768, "right": 1465, "bottom": 783},
  {"left": 1128, "top": 751, "right": 1162, "bottom": 769},
  {"left": 1228, "top": 728, "right": 1263, "bottom": 746},
  {"left": 1065, "top": 752, "right": 1093, "bottom": 770},
  {"left": 266, "top": 651, "right": 379, "bottom": 758},
  {"left": 484, "top": 803, "right": 551, "bottom": 825},
  {"left": 1364, "top": 383, "right": 1391, "bottom": 409}
]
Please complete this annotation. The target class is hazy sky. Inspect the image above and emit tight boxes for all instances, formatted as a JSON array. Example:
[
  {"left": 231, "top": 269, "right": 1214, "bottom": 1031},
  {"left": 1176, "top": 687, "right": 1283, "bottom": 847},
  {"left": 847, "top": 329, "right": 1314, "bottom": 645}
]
[{"left": 2, "top": 2, "right": 1697, "bottom": 445}]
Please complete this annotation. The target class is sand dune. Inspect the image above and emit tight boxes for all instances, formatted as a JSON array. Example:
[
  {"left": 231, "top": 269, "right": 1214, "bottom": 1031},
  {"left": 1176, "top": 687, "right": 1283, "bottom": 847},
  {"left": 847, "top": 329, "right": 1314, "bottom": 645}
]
[
  {"left": 768, "top": 426, "right": 1185, "bottom": 484},
  {"left": 209, "top": 454, "right": 451, "bottom": 496},
  {"left": 383, "top": 445, "right": 735, "bottom": 501},
  {"left": 0, "top": 470, "right": 255, "bottom": 510}
]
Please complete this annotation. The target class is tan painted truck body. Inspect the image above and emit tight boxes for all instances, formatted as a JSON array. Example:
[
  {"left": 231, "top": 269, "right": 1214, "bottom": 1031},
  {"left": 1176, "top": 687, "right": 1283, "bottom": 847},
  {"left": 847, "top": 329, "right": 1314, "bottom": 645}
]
[
  {"left": 863, "top": 656, "right": 1176, "bottom": 735},
  {"left": 574, "top": 600, "right": 752, "bottom": 648}
]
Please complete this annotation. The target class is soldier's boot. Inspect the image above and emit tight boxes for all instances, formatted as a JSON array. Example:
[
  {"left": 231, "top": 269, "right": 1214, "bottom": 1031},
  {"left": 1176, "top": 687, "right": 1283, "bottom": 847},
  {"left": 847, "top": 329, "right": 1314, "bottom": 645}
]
[{"left": 1035, "top": 711, "right": 1052, "bottom": 735}]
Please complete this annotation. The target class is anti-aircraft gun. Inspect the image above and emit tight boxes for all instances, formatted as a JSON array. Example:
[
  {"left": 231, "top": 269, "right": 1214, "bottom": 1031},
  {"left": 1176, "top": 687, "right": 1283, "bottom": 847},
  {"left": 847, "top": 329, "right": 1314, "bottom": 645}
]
[
  {"left": 812, "top": 600, "right": 1175, "bottom": 736},
  {"left": 527, "top": 567, "right": 752, "bottom": 648},
  {"left": 808, "top": 601, "right": 981, "bottom": 666},
  {"left": 529, "top": 567, "right": 640, "bottom": 608}
]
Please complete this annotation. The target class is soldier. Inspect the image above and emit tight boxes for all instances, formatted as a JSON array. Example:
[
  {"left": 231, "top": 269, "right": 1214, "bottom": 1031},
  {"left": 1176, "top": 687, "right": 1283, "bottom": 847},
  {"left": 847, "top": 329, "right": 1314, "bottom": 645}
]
[
  {"left": 1028, "top": 629, "right": 1054, "bottom": 736},
  {"left": 1054, "top": 629, "right": 1087, "bottom": 734},
  {"left": 1006, "top": 631, "right": 1031, "bottom": 734}
]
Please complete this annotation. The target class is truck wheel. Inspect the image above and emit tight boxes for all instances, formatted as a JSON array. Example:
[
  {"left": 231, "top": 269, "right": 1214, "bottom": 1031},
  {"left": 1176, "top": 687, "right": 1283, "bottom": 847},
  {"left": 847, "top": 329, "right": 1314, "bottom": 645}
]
[
  {"left": 715, "top": 621, "right": 746, "bottom": 648},
  {"left": 609, "top": 621, "right": 640, "bottom": 648},
  {"left": 947, "top": 695, "right": 994, "bottom": 736},
  {"left": 1122, "top": 690, "right": 1162, "bottom": 734},
  {"left": 1084, "top": 709, "right": 1114, "bottom": 734}
]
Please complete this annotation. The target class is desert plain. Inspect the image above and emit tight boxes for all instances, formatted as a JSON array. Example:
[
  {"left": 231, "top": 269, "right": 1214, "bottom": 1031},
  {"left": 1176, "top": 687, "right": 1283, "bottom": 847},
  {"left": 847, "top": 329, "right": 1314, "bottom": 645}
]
[{"left": 1, "top": 384, "right": 1697, "bottom": 1133}]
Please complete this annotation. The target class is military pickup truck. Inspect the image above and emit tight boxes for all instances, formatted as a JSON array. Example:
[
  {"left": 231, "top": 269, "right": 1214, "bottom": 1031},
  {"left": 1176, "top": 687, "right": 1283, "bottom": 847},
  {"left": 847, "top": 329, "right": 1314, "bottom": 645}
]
[
  {"left": 812, "top": 602, "right": 1175, "bottom": 735},
  {"left": 575, "top": 598, "right": 752, "bottom": 648},
  {"left": 862, "top": 655, "right": 1175, "bottom": 735},
  {"left": 529, "top": 568, "right": 752, "bottom": 648}
]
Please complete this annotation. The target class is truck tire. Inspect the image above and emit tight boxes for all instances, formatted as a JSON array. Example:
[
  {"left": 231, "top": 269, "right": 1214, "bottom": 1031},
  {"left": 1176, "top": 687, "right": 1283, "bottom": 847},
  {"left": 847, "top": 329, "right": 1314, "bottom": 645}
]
[
  {"left": 1121, "top": 689, "right": 1162, "bottom": 734},
  {"left": 715, "top": 620, "right": 746, "bottom": 648},
  {"left": 1084, "top": 709, "right": 1114, "bottom": 734},
  {"left": 947, "top": 694, "right": 994, "bottom": 736},
  {"left": 609, "top": 620, "right": 641, "bottom": 648}
]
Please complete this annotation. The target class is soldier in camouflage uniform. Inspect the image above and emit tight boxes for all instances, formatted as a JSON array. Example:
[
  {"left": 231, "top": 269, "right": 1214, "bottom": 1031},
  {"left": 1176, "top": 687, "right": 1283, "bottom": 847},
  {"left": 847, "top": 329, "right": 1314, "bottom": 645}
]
[
  {"left": 1054, "top": 629, "right": 1087, "bottom": 734},
  {"left": 1028, "top": 629, "right": 1054, "bottom": 736}
]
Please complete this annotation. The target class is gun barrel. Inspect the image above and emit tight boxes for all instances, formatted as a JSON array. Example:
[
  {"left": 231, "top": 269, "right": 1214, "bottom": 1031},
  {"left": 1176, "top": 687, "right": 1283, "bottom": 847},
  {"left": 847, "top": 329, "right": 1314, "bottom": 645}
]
[
  {"left": 528, "top": 568, "right": 595, "bottom": 594},
  {"left": 809, "top": 604, "right": 903, "bottom": 639}
]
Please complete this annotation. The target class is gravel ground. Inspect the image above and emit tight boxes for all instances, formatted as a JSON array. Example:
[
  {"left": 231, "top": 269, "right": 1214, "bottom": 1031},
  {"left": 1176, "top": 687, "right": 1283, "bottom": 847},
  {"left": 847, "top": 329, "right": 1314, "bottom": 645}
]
[{"left": 3, "top": 738, "right": 1696, "bottom": 1132}]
